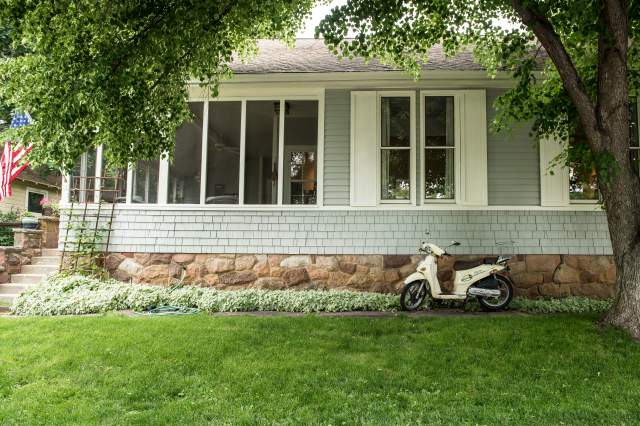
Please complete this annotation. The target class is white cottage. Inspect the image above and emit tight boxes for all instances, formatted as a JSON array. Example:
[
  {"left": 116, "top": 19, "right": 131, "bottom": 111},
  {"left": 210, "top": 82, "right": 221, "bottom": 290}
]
[{"left": 61, "top": 40, "right": 633, "bottom": 298}]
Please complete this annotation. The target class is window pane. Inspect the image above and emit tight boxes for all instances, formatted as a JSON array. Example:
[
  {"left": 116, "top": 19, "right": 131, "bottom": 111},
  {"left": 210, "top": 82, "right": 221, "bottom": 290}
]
[
  {"left": 381, "top": 149, "right": 410, "bottom": 200},
  {"left": 100, "top": 163, "right": 127, "bottom": 203},
  {"left": 381, "top": 97, "right": 411, "bottom": 147},
  {"left": 284, "top": 100, "right": 318, "bottom": 205},
  {"left": 132, "top": 159, "right": 159, "bottom": 203},
  {"left": 569, "top": 166, "right": 599, "bottom": 200},
  {"left": 205, "top": 101, "right": 241, "bottom": 204},
  {"left": 244, "top": 101, "right": 279, "bottom": 204},
  {"left": 27, "top": 191, "right": 45, "bottom": 213},
  {"left": 425, "top": 97, "right": 455, "bottom": 147},
  {"left": 425, "top": 149, "right": 455, "bottom": 199},
  {"left": 168, "top": 102, "right": 203, "bottom": 204},
  {"left": 70, "top": 150, "right": 97, "bottom": 203},
  {"left": 630, "top": 100, "right": 639, "bottom": 147}
]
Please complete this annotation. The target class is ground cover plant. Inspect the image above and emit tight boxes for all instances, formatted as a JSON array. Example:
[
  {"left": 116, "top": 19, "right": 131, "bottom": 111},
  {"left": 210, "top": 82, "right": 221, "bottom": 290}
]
[
  {"left": 12, "top": 274, "right": 612, "bottom": 316},
  {"left": 0, "top": 313, "right": 639, "bottom": 424}
]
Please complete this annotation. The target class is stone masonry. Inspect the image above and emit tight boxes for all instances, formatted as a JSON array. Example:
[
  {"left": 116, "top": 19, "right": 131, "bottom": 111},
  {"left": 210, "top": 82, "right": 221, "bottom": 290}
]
[{"left": 104, "top": 252, "right": 615, "bottom": 299}]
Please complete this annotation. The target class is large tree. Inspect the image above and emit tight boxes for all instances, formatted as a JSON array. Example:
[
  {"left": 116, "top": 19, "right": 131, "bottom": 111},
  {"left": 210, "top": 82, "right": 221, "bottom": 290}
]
[
  {"left": 317, "top": 0, "right": 640, "bottom": 338},
  {"left": 0, "top": 0, "right": 314, "bottom": 170}
]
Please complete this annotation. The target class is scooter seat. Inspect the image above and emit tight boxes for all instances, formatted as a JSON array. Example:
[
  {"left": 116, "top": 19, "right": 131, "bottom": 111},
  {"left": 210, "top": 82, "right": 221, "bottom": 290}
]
[
  {"left": 453, "top": 257, "right": 498, "bottom": 271},
  {"left": 453, "top": 260, "right": 483, "bottom": 271}
]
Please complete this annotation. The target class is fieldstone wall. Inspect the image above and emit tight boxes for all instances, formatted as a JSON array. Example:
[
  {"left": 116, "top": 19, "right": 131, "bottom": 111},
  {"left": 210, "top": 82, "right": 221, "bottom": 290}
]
[
  {"left": 104, "top": 252, "right": 616, "bottom": 299},
  {"left": 0, "top": 247, "right": 32, "bottom": 284}
]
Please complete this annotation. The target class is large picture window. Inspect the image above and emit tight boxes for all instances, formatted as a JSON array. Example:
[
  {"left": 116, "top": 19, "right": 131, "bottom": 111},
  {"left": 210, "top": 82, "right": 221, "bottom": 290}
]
[
  {"left": 380, "top": 96, "right": 412, "bottom": 202},
  {"left": 424, "top": 96, "right": 456, "bottom": 200},
  {"left": 132, "top": 159, "right": 159, "bottom": 204},
  {"left": 284, "top": 100, "right": 318, "bottom": 204},
  {"left": 244, "top": 101, "right": 280, "bottom": 205}
]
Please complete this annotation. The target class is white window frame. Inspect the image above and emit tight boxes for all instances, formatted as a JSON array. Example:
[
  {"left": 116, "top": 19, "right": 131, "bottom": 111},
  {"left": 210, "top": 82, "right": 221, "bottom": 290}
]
[
  {"left": 420, "top": 91, "right": 462, "bottom": 204},
  {"left": 377, "top": 91, "right": 416, "bottom": 205},
  {"left": 25, "top": 187, "right": 48, "bottom": 215}
]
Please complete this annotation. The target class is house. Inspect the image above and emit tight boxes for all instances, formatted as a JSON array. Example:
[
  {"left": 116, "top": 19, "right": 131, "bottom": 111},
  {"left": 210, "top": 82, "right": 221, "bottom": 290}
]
[
  {"left": 1, "top": 167, "right": 61, "bottom": 215},
  {"left": 61, "top": 39, "right": 632, "bottom": 298}
]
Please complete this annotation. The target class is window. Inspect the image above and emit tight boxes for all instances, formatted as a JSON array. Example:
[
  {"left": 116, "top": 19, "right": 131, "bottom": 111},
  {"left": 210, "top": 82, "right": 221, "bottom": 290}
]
[
  {"left": 206, "top": 101, "right": 241, "bottom": 204},
  {"left": 132, "top": 159, "right": 159, "bottom": 204},
  {"left": 380, "top": 96, "right": 411, "bottom": 202},
  {"left": 70, "top": 149, "right": 97, "bottom": 203},
  {"left": 64, "top": 94, "right": 323, "bottom": 207},
  {"left": 26, "top": 188, "right": 47, "bottom": 214},
  {"left": 244, "top": 101, "right": 279, "bottom": 204},
  {"left": 284, "top": 101, "right": 318, "bottom": 204},
  {"left": 424, "top": 96, "right": 456, "bottom": 200},
  {"left": 168, "top": 102, "right": 203, "bottom": 204},
  {"left": 569, "top": 100, "right": 640, "bottom": 203}
]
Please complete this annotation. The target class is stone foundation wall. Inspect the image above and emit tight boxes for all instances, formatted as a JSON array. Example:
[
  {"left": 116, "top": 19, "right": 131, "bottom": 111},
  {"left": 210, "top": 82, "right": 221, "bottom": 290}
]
[{"left": 104, "top": 252, "right": 616, "bottom": 299}]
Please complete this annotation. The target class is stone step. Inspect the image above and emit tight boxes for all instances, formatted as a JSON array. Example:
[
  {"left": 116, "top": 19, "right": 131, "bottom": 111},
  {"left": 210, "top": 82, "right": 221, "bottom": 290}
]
[
  {"left": 21, "top": 264, "right": 59, "bottom": 275},
  {"left": 41, "top": 248, "right": 60, "bottom": 257},
  {"left": 0, "top": 283, "right": 36, "bottom": 294},
  {"left": 0, "top": 294, "right": 18, "bottom": 304},
  {"left": 31, "top": 256, "right": 61, "bottom": 266},
  {"left": 10, "top": 274, "right": 45, "bottom": 285}
]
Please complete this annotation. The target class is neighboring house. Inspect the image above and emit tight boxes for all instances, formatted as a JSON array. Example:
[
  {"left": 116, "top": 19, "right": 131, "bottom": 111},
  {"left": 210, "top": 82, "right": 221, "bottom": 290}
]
[
  {"left": 62, "top": 39, "right": 636, "bottom": 297},
  {"left": 1, "top": 167, "right": 61, "bottom": 215}
]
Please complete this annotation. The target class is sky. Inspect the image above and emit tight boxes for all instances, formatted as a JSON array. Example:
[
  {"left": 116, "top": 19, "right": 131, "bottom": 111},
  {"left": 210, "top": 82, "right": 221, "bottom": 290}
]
[{"left": 297, "top": 0, "right": 347, "bottom": 38}]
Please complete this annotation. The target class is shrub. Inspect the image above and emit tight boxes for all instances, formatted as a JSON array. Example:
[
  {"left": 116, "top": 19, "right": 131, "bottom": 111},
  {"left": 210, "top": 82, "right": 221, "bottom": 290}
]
[{"left": 510, "top": 297, "right": 611, "bottom": 314}]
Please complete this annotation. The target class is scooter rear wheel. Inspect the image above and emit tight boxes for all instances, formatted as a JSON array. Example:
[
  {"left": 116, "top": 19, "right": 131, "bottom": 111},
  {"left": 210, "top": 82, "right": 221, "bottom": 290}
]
[
  {"left": 477, "top": 276, "right": 513, "bottom": 311},
  {"left": 400, "top": 281, "right": 427, "bottom": 311}
]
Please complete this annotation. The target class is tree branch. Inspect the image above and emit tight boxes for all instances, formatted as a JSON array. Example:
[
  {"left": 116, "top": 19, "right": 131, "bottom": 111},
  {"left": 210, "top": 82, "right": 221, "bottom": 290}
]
[{"left": 510, "top": 0, "right": 602, "bottom": 149}]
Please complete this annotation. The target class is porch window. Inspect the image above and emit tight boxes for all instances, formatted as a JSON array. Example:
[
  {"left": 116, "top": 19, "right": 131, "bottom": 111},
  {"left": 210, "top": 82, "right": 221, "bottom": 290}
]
[
  {"left": 168, "top": 102, "right": 203, "bottom": 204},
  {"left": 70, "top": 149, "right": 97, "bottom": 203},
  {"left": 100, "top": 162, "right": 127, "bottom": 203},
  {"left": 244, "top": 101, "right": 279, "bottom": 205},
  {"left": 380, "top": 96, "right": 411, "bottom": 202},
  {"left": 132, "top": 159, "right": 159, "bottom": 204},
  {"left": 205, "top": 101, "right": 241, "bottom": 204},
  {"left": 424, "top": 96, "right": 455, "bottom": 200}
]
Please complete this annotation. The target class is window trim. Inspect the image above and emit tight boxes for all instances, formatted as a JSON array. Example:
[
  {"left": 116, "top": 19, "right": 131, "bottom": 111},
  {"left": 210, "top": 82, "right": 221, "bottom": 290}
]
[
  {"left": 377, "top": 91, "right": 416, "bottom": 205},
  {"left": 25, "top": 187, "right": 48, "bottom": 215},
  {"left": 420, "top": 91, "right": 462, "bottom": 204}
]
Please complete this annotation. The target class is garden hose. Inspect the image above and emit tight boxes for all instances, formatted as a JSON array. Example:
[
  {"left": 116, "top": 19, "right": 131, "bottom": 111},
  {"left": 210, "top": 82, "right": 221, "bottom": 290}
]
[{"left": 134, "top": 306, "right": 200, "bottom": 316}]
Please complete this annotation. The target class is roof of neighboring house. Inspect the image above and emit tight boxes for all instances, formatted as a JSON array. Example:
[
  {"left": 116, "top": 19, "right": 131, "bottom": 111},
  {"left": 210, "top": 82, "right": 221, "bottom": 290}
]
[
  {"left": 229, "top": 39, "right": 488, "bottom": 75},
  {"left": 15, "top": 167, "right": 61, "bottom": 190}
]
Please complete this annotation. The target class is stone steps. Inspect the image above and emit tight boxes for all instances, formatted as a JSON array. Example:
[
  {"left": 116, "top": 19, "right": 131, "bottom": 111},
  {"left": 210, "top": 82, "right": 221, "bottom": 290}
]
[
  {"left": 0, "top": 283, "right": 37, "bottom": 294},
  {"left": 32, "top": 256, "right": 61, "bottom": 266},
  {"left": 0, "top": 250, "right": 61, "bottom": 306},
  {"left": 21, "top": 264, "right": 59, "bottom": 275}
]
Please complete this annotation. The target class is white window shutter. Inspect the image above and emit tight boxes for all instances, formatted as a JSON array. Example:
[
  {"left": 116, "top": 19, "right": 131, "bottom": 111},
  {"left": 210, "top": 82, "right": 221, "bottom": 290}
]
[
  {"left": 350, "top": 91, "right": 378, "bottom": 206},
  {"left": 459, "top": 90, "right": 488, "bottom": 206},
  {"left": 540, "top": 136, "right": 570, "bottom": 206}
]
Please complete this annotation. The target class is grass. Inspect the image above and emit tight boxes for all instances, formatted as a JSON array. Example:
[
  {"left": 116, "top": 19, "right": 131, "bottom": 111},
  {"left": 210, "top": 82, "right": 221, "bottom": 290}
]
[{"left": 0, "top": 314, "right": 639, "bottom": 425}]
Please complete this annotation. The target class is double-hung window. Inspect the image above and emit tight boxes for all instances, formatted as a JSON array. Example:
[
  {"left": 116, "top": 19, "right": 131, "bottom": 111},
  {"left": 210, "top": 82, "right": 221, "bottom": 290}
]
[
  {"left": 379, "top": 94, "right": 414, "bottom": 203},
  {"left": 423, "top": 95, "right": 457, "bottom": 201}
]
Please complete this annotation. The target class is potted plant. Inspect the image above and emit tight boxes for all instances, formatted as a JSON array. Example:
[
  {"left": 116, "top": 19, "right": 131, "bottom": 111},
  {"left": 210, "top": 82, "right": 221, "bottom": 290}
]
[
  {"left": 39, "top": 198, "right": 59, "bottom": 217},
  {"left": 21, "top": 211, "right": 38, "bottom": 229}
]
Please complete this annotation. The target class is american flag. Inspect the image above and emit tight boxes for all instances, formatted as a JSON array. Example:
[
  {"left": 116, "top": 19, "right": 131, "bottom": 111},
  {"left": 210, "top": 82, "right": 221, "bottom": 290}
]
[{"left": 0, "top": 112, "right": 33, "bottom": 201}]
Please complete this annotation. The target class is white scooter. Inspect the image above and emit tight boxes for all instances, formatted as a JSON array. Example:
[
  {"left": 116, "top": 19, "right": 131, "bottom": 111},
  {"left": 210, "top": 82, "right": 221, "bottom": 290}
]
[{"left": 401, "top": 240, "right": 514, "bottom": 311}]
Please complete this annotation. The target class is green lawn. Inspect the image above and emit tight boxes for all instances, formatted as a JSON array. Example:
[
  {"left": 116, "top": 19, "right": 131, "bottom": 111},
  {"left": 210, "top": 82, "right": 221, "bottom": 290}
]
[{"left": 0, "top": 314, "right": 639, "bottom": 425}]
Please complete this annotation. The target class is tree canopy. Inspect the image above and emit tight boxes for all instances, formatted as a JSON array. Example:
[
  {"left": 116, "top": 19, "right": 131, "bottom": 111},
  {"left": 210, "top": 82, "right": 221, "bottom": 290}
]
[
  {"left": 0, "top": 0, "right": 315, "bottom": 170},
  {"left": 317, "top": 0, "right": 640, "bottom": 181}
]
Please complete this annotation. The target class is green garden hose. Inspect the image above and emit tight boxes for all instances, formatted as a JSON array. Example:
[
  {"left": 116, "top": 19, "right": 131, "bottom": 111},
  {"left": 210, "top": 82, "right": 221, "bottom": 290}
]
[{"left": 134, "top": 306, "right": 200, "bottom": 316}]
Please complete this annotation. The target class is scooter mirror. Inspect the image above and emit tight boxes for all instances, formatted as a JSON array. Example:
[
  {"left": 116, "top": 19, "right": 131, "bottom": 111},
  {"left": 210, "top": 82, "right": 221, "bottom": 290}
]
[{"left": 451, "top": 240, "right": 461, "bottom": 246}]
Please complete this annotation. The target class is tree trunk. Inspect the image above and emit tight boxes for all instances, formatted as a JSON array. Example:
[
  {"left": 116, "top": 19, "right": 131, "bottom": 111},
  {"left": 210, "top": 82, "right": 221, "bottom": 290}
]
[{"left": 605, "top": 240, "right": 640, "bottom": 340}]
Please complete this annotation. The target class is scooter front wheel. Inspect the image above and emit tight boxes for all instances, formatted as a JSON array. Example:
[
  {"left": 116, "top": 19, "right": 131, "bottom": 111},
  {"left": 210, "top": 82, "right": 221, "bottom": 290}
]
[{"left": 400, "top": 281, "right": 428, "bottom": 311}]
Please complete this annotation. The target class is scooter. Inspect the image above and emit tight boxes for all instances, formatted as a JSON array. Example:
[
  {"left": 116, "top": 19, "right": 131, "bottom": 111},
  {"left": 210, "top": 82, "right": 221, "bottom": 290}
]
[{"left": 400, "top": 240, "right": 514, "bottom": 311}]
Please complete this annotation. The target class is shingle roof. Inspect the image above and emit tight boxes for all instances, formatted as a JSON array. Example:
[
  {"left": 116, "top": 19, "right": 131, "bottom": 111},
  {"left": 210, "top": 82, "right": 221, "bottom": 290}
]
[
  {"left": 230, "top": 39, "right": 484, "bottom": 74},
  {"left": 16, "top": 167, "right": 61, "bottom": 189}
]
